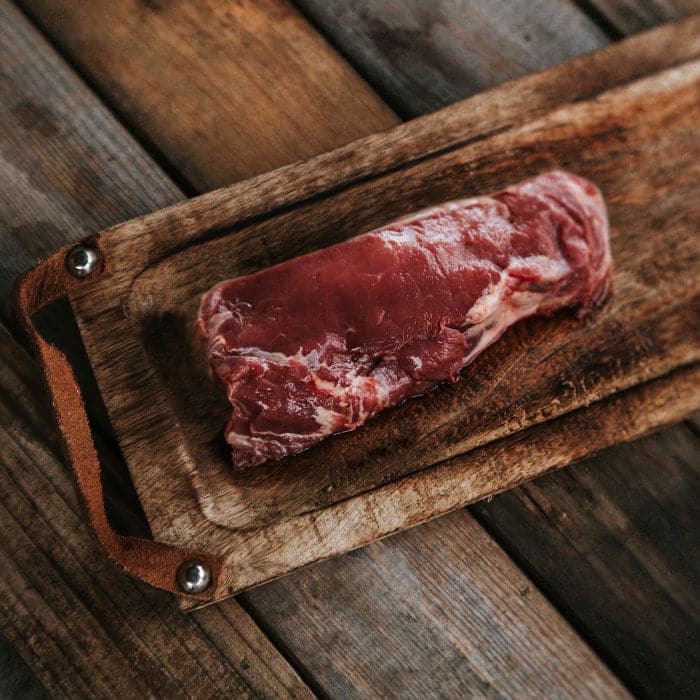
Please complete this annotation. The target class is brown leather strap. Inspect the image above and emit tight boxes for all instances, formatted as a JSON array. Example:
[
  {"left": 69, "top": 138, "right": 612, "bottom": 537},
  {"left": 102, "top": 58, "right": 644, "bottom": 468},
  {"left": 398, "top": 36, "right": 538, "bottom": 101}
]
[{"left": 13, "top": 238, "right": 223, "bottom": 601}]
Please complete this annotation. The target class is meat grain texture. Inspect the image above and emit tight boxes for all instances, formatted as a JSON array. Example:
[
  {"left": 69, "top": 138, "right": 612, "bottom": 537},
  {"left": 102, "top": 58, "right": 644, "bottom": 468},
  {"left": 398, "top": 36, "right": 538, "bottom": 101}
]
[{"left": 196, "top": 171, "right": 611, "bottom": 469}]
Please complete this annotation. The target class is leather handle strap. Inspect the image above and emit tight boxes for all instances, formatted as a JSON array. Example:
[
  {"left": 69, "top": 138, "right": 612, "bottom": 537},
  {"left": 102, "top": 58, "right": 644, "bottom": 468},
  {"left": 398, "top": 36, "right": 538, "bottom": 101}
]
[{"left": 13, "top": 239, "right": 223, "bottom": 601}]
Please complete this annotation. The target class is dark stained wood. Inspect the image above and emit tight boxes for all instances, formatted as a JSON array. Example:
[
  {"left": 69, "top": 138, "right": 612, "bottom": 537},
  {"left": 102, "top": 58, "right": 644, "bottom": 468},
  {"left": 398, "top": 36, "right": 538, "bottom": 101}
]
[
  {"left": 289, "top": 5, "right": 700, "bottom": 695},
  {"left": 0, "top": 636, "right": 47, "bottom": 700},
  {"left": 584, "top": 0, "right": 700, "bottom": 34},
  {"left": 16, "top": 0, "right": 398, "bottom": 191},
  {"left": 295, "top": 0, "right": 608, "bottom": 116},
  {"left": 0, "top": 1, "right": 314, "bottom": 695},
  {"left": 0, "top": 0, "right": 631, "bottom": 695},
  {"left": 0, "top": 324, "right": 313, "bottom": 699},
  {"left": 472, "top": 423, "right": 700, "bottom": 699},
  {"left": 66, "top": 42, "right": 700, "bottom": 597},
  {"left": 4, "top": 1, "right": 699, "bottom": 698},
  {"left": 242, "top": 511, "right": 629, "bottom": 699},
  {"left": 118, "top": 59, "right": 700, "bottom": 534}
]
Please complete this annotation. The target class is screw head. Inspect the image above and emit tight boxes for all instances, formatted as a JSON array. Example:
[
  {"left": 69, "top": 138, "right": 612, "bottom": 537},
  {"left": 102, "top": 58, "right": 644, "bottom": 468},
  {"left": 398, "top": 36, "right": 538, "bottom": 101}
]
[
  {"left": 177, "top": 561, "right": 212, "bottom": 594},
  {"left": 66, "top": 245, "right": 99, "bottom": 278}
]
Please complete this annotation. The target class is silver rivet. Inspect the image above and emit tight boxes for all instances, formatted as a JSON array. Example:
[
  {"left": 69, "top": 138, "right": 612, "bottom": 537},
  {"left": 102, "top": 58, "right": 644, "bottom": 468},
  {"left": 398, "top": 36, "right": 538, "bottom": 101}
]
[
  {"left": 177, "top": 561, "right": 212, "bottom": 594},
  {"left": 66, "top": 245, "right": 99, "bottom": 278}
]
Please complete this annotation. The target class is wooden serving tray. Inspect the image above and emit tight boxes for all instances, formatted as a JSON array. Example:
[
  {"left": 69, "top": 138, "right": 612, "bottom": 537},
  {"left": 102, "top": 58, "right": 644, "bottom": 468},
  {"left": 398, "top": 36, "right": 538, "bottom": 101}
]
[{"left": 17, "top": 17, "right": 700, "bottom": 606}]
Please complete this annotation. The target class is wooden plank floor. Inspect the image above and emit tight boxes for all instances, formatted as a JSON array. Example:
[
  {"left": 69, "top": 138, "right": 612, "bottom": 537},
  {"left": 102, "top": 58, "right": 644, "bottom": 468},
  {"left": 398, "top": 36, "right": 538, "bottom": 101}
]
[
  {"left": 1, "top": 0, "right": 698, "bottom": 697},
  {"left": 14, "top": 0, "right": 397, "bottom": 191},
  {"left": 292, "top": 1, "right": 700, "bottom": 696}
]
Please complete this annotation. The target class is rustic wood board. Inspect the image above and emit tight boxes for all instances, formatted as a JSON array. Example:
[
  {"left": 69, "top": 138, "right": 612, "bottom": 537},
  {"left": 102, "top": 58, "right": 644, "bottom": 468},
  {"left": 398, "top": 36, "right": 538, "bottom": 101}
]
[
  {"left": 60, "top": 17, "right": 700, "bottom": 602},
  {"left": 0, "top": 1, "right": 317, "bottom": 695},
  {"left": 126, "top": 60, "right": 700, "bottom": 534},
  {"left": 2, "top": 0, "right": 649, "bottom": 694},
  {"left": 16, "top": 0, "right": 396, "bottom": 191},
  {"left": 295, "top": 0, "right": 609, "bottom": 116},
  {"left": 299, "top": 5, "right": 700, "bottom": 695}
]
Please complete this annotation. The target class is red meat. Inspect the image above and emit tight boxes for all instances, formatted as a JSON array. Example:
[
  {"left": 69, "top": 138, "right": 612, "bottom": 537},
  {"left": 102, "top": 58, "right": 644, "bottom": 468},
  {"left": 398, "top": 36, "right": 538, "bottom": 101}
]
[{"left": 196, "top": 171, "right": 611, "bottom": 469}]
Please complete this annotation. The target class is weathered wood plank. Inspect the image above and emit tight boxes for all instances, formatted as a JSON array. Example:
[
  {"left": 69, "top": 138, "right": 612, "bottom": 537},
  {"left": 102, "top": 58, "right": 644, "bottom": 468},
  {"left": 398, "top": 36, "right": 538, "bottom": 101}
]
[
  {"left": 16, "top": 0, "right": 397, "bottom": 191},
  {"left": 283, "top": 4, "right": 700, "bottom": 696},
  {"left": 0, "top": 0, "right": 181, "bottom": 320},
  {"left": 0, "top": 0, "right": 626, "bottom": 696},
  {"left": 584, "top": 0, "right": 700, "bottom": 35},
  {"left": 295, "top": 0, "right": 608, "bottom": 116},
  {"left": 242, "top": 511, "right": 630, "bottom": 699},
  {"left": 0, "top": 636, "right": 47, "bottom": 700},
  {"left": 2, "top": 2, "right": 696, "bottom": 696},
  {"left": 0, "top": 2, "right": 314, "bottom": 695},
  {"left": 472, "top": 423, "right": 700, "bottom": 699},
  {"left": 68, "top": 38, "right": 700, "bottom": 583},
  {"left": 0, "top": 324, "right": 314, "bottom": 699}
]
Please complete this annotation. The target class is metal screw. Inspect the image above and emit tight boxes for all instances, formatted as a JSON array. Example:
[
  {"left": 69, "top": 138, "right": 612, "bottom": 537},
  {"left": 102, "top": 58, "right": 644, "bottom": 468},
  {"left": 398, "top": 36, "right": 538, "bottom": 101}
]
[
  {"left": 66, "top": 245, "right": 99, "bottom": 278},
  {"left": 177, "top": 561, "right": 212, "bottom": 594}
]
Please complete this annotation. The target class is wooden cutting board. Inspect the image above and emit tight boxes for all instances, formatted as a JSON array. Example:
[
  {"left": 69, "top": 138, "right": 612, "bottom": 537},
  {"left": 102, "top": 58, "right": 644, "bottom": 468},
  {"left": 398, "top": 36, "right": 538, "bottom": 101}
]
[{"left": 22, "top": 17, "right": 700, "bottom": 606}]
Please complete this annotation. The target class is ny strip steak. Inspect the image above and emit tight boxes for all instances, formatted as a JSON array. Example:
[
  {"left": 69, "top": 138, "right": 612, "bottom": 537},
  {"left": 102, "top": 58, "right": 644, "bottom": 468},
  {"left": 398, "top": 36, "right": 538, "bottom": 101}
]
[{"left": 196, "top": 171, "right": 611, "bottom": 469}]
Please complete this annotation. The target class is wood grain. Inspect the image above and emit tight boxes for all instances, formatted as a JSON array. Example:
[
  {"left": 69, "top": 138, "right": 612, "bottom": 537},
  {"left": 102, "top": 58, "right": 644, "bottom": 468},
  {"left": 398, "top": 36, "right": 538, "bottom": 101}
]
[
  {"left": 122, "top": 60, "right": 700, "bottom": 532},
  {"left": 242, "top": 511, "right": 630, "bottom": 699},
  {"left": 2, "top": 2, "right": 696, "bottom": 696},
  {"left": 68, "top": 44, "right": 700, "bottom": 595},
  {"left": 584, "top": 0, "right": 700, "bottom": 34},
  {"left": 0, "top": 2, "right": 313, "bottom": 695},
  {"left": 285, "top": 6, "right": 700, "bottom": 695},
  {"left": 0, "top": 324, "right": 313, "bottom": 699},
  {"left": 0, "top": 0, "right": 627, "bottom": 695},
  {"left": 16, "top": 0, "right": 398, "bottom": 191},
  {"left": 295, "top": 0, "right": 608, "bottom": 116},
  {"left": 472, "top": 423, "right": 700, "bottom": 699},
  {"left": 0, "top": 0, "right": 181, "bottom": 323}
]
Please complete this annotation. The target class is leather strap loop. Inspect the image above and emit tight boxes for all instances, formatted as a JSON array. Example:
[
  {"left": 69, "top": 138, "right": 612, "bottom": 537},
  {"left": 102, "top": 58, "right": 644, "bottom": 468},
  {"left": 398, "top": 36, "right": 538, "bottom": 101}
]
[{"left": 13, "top": 239, "right": 223, "bottom": 601}]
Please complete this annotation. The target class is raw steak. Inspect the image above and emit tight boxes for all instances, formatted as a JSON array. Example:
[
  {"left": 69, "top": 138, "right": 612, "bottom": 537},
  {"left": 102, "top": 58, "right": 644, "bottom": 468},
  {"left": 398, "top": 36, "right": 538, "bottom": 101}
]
[{"left": 196, "top": 171, "right": 611, "bottom": 469}]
